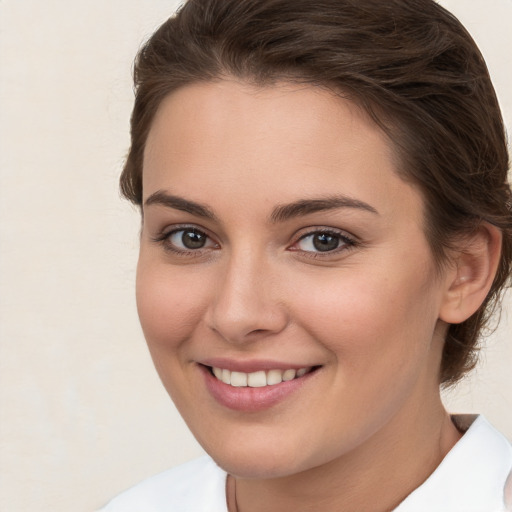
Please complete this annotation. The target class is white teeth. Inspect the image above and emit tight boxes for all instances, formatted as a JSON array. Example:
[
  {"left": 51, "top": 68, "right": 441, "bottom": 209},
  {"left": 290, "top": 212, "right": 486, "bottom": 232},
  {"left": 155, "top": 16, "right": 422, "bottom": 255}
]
[
  {"left": 282, "top": 369, "right": 296, "bottom": 381},
  {"left": 230, "top": 371, "right": 248, "bottom": 387},
  {"left": 266, "top": 369, "right": 283, "bottom": 386},
  {"left": 247, "top": 371, "right": 267, "bottom": 388},
  {"left": 221, "top": 369, "right": 231, "bottom": 385},
  {"left": 211, "top": 366, "right": 312, "bottom": 387}
]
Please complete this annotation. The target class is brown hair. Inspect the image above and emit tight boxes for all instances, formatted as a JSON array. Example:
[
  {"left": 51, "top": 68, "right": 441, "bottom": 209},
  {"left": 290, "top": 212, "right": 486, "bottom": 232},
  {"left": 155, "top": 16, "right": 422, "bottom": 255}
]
[{"left": 121, "top": 0, "right": 512, "bottom": 386}]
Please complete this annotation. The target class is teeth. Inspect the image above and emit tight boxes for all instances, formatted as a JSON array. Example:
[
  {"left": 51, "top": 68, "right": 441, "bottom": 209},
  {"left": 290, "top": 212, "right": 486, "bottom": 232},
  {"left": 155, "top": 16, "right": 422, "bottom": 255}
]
[
  {"left": 266, "top": 369, "right": 283, "bottom": 386},
  {"left": 296, "top": 368, "right": 308, "bottom": 377},
  {"left": 221, "top": 368, "right": 231, "bottom": 385},
  {"left": 211, "top": 366, "right": 312, "bottom": 387},
  {"left": 247, "top": 371, "right": 266, "bottom": 388},
  {"left": 282, "top": 369, "right": 296, "bottom": 381},
  {"left": 230, "top": 371, "right": 247, "bottom": 387}
]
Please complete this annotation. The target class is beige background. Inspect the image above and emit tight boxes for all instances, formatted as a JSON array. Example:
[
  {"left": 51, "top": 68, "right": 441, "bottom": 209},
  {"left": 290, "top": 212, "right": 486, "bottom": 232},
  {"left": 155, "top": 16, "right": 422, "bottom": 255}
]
[{"left": 0, "top": 1, "right": 510, "bottom": 511}]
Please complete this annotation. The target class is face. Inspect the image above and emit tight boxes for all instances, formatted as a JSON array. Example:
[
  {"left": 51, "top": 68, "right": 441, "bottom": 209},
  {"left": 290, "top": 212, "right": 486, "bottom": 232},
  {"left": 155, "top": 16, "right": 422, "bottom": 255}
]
[{"left": 137, "top": 80, "right": 450, "bottom": 479}]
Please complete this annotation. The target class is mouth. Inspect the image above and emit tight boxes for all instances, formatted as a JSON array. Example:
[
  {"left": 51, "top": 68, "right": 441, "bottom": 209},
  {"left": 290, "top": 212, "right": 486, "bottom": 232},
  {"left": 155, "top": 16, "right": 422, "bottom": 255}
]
[
  {"left": 199, "top": 360, "right": 322, "bottom": 411},
  {"left": 208, "top": 366, "right": 316, "bottom": 388}
]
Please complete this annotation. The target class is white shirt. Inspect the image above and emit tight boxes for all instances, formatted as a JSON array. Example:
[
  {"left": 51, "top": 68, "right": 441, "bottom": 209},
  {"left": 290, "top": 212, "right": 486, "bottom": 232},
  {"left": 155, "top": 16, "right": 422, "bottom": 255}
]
[{"left": 99, "top": 415, "right": 512, "bottom": 512}]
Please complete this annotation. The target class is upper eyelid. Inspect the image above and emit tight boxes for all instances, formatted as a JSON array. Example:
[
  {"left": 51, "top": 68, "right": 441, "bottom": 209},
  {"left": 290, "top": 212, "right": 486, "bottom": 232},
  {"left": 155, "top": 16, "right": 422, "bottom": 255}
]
[
  {"left": 160, "top": 224, "right": 213, "bottom": 238},
  {"left": 293, "top": 226, "right": 357, "bottom": 241}
]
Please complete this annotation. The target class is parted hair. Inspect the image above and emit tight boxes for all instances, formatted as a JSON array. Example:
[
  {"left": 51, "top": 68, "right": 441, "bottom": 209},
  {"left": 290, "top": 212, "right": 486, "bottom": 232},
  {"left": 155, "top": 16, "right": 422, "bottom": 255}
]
[{"left": 121, "top": 0, "right": 512, "bottom": 386}]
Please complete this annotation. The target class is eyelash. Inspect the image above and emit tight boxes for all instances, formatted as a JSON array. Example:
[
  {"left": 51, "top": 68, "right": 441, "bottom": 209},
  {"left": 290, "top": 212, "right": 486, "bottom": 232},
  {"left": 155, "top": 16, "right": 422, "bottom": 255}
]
[
  {"left": 152, "top": 225, "right": 219, "bottom": 257},
  {"left": 152, "top": 225, "right": 358, "bottom": 258},
  {"left": 290, "top": 228, "right": 358, "bottom": 258}
]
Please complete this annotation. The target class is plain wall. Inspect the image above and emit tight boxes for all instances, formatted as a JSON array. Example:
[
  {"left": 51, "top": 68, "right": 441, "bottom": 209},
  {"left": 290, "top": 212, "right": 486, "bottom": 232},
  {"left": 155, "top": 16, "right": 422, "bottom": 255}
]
[{"left": 0, "top": 1, "right": 510, "bottom": 511}]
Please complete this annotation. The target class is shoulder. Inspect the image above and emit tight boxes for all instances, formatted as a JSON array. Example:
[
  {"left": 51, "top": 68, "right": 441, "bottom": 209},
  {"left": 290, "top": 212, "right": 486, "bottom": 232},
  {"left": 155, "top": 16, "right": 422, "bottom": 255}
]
[
  {"left": 395, "top": 415, "right": 512, "bottom": 512},
  {"left": 97, "top": 456, "right": 228, "bottom": 512}
]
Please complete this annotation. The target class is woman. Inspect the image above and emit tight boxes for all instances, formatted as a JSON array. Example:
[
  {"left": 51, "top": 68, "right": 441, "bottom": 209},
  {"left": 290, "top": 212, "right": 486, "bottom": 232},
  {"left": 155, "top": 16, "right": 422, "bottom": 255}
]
[{"left": 101, "top": 0, "right": 512, "bottom": 510}]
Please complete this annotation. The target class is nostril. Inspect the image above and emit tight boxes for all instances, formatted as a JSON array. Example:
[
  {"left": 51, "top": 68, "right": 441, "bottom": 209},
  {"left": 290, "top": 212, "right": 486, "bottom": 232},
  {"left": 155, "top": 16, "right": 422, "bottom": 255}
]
[{"left": 248, "top": 328, "right": 268, "bottom": 335}]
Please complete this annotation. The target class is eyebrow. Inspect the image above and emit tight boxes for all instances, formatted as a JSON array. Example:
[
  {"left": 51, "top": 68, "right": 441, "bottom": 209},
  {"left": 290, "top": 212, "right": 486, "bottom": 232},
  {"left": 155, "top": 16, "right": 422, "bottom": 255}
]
[
  {"left": 144, "top": 190, "right": 217, "bottom": 220},
  {"left": 144, "top": 190, "right": 378, "bottom": 222},
  {"left": 270, "top": 196, "right": 379, "bottom": 223}
]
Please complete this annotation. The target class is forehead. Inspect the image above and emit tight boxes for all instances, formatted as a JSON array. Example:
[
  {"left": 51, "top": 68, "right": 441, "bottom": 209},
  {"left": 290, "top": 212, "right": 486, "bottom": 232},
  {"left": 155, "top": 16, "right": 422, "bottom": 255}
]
[
  {"left": 145, "top": 80, "right": 385, "bottom": 161},
  {"left": 143, "top": 79, "right": 424, "bottom": 222}
]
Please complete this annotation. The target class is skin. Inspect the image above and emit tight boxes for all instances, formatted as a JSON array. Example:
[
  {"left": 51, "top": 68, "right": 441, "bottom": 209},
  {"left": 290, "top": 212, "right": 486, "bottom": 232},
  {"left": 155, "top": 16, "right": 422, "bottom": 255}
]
[{"left": 137, "top": 80, "right": 473, "bottom": 511}]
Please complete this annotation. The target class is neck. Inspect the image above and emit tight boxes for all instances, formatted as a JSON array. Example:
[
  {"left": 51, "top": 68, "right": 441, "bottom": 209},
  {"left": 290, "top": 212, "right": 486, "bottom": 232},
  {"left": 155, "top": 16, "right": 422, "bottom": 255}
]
[{"left": 230, "top": 396, "right": 461, "bottom": 512}]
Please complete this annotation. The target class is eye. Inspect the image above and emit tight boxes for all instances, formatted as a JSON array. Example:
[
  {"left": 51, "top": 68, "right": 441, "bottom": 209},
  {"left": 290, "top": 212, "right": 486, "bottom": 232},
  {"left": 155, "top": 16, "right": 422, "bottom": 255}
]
[
  {"left": 292, "top": 229, "right": 356, "bottom": 254},
  {"left": 169, "top": 229, "right": 209, "bottom": 250},
  {"left": 156, "top": 227, "right": 218, "bottom": 254}
]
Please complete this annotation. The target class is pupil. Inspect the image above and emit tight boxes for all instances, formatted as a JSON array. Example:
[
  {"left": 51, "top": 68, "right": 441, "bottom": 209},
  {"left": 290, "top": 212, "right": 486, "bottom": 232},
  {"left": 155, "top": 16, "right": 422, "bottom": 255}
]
[
  {"left": 182, "top": 230, "right": 206, "bottom": 249},
  {"left": 313, "top": 233, "right": 339, "bottom": 252}
]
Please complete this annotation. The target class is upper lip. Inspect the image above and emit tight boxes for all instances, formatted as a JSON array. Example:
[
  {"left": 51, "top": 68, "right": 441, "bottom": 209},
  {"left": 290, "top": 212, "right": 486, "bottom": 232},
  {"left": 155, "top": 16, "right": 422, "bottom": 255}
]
[{"left": 199, "top": 358, "right": 319, "bottom": 373}]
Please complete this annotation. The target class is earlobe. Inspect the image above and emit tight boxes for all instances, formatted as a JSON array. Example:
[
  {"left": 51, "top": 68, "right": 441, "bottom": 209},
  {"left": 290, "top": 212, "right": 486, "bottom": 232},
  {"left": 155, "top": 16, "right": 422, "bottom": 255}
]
[{"left": 439, "top": 223, "right": 502, "bottom": 324}]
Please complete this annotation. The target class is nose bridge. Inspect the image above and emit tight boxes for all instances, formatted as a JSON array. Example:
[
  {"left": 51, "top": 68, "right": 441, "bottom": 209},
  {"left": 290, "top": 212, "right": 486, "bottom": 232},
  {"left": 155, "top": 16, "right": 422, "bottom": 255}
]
[{"left": 207, "top": 245, "right": 287, "bottom": 343}]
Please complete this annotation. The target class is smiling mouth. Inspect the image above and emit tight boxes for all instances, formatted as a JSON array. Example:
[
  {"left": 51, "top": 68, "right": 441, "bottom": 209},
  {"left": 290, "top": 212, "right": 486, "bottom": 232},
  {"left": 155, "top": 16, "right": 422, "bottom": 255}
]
[{"left": 208, "top": 366, "right": 318, "bottom": 388}]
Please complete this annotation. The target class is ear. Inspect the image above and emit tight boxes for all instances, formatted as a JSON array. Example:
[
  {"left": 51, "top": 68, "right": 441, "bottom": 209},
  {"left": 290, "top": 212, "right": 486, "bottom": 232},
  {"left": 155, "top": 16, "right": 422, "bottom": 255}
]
[{"left": 439, "top": 223, "right": 502, "bottom": 324}]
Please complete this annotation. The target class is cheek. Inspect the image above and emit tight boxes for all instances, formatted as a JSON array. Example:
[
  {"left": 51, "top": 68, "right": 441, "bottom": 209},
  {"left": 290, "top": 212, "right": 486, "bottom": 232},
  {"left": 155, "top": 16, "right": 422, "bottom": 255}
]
[
  {"left": 290, "top": 264, "right": 440, "bottom": 372},
  {"left": 135, "top": 259, "right": 209, "bottom": 351},
  {"left": 286, "top": 266, "right": 443, "bottom": 443}
]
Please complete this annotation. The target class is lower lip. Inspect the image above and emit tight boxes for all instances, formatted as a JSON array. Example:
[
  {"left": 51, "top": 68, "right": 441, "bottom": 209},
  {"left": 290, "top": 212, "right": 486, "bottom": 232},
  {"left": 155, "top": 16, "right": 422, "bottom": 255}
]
[{"left": 200, "top": 365, "right": 317, "bottom": 412}]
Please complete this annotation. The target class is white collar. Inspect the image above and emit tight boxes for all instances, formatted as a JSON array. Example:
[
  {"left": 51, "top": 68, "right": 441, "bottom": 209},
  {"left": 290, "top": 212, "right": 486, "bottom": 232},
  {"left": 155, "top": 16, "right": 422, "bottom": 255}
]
[{"left": 393, "top": 415, "right": 512, "bottom": 512}]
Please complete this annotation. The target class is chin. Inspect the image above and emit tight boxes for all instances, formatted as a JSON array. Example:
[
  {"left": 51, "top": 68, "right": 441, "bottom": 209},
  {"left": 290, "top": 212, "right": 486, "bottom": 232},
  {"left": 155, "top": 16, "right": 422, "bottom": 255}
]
[
  {"left": 212, "top": 451, "right": 307, "bottom": 480},
  {"left": 197, "top": 431, "right": 325, "bottom": 480}
]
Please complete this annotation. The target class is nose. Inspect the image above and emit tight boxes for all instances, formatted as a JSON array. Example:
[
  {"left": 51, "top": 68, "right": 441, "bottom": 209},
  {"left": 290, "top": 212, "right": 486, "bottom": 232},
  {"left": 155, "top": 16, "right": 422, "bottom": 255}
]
[{"left": 205, "top": 250, "right": 288, "bottom": 344}]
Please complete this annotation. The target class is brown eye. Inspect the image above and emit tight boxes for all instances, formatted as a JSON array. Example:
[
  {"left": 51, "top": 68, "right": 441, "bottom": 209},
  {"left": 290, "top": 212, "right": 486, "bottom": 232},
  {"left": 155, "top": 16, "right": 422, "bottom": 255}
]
[
  {"left": 292, "top": 229, "right": 357, "bottom": 255},
  {"left": 181, "top": 230, "right": 207, "bottom": 249},
  {"left": 296, "top": 232, "right": 342, "bottom": 252},
  {"left": 312, "top": 233, "right": 340, "bottom": 252},
  {"left": 168, "top": 228, "right": 215, "bottom": 251}
]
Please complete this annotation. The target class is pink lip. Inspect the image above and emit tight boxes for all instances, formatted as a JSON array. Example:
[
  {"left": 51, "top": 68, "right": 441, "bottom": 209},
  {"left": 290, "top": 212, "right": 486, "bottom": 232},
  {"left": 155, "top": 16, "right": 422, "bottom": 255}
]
[{"left": 199, "top": 363, "right": 319, "bottom": 412}]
